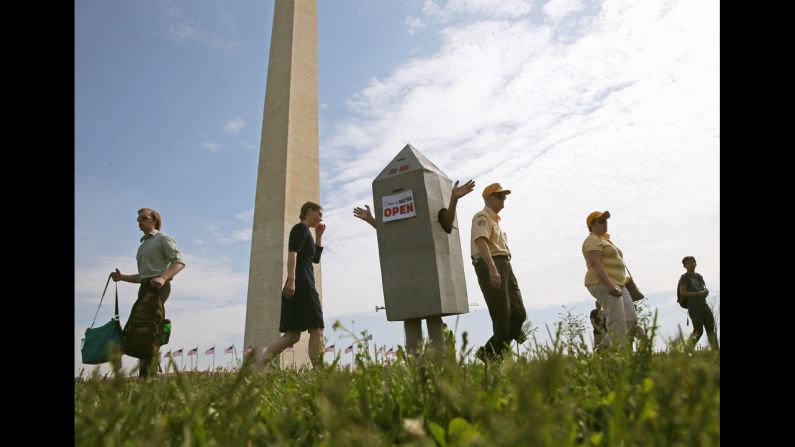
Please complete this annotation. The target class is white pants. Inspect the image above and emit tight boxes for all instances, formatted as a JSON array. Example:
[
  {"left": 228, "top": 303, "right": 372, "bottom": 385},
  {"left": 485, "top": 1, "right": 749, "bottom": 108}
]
[{"left": 586, "top": 284, "right": 638, "bottom": 349}]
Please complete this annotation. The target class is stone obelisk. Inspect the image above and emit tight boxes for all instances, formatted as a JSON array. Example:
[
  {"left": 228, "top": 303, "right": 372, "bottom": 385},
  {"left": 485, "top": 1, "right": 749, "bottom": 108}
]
[{"left": 245, "top": 0, "right": 319, "bottom": 368}]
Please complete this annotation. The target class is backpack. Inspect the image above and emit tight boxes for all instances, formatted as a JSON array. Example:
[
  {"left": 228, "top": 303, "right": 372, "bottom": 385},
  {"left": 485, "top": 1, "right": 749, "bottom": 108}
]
[
  {"left": 123, "top": 290, "right": 164, "bottom": 359},
  {"left": 676, "top": 274, "right": 694, "bottom": 309},
  {"left": 676, "top": 285, "right": 688, "bottom": 309}
]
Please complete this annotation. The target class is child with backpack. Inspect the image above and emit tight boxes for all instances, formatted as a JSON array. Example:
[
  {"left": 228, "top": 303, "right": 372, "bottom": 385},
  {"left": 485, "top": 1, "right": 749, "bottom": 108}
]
[{"left": 678, "top": 256, "right": 719, "bottom": 350}]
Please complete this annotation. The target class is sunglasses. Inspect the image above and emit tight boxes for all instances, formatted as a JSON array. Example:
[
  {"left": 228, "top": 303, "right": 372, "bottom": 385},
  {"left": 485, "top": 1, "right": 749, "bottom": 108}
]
[
  {"left": 491, "top": 193, "right": 507, "bottom": 200},
  {"left": 592, "top": 218, "right": 608, "bottom": 224},
  {"left": 137, "top": 215, "right": 153, "bottom": 222}
]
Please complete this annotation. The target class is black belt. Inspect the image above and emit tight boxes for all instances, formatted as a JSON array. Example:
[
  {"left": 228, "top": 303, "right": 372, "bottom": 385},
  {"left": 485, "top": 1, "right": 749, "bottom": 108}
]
[
  {"left": 142, "top": 277, "right": 171, "bottom": 285},
  {"left": 472, "top": 255, "right": 511, "bottom": 262}
]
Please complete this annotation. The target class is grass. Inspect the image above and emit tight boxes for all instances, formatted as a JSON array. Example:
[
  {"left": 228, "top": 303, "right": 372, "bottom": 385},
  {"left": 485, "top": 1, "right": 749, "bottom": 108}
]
[{"left": 75, "top": 318, "right": 719, "bottom": 446}]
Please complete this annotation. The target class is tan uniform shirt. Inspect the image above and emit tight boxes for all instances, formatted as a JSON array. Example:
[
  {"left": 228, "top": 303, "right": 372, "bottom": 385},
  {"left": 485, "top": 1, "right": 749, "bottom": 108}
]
[{"left": 470, "top": 206, "right": 511, "bottom": 259}]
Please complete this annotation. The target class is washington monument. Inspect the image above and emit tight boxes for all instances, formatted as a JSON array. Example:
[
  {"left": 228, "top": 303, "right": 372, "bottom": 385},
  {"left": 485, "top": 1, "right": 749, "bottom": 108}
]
[{"left": 244, "top": 0, "right": 319, "bottom": 367}]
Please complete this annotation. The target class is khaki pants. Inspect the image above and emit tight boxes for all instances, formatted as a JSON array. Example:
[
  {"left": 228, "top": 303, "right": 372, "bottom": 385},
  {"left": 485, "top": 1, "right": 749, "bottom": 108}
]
[{"left": 586, "top": 284, "right": 637, "bottom": 349}]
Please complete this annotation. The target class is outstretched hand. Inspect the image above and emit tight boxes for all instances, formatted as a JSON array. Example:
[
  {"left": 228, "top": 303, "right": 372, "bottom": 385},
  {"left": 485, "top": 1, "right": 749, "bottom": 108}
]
[
  {"left": 452, "top": 179, "right": 475, "bottom": 200},
  {"left": 353, "top": 204, "right": 373, "bottom": 222}
]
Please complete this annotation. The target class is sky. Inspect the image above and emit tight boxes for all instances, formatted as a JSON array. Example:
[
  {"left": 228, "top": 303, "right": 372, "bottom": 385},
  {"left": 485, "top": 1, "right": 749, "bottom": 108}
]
[{"left": 75, "top": 0, "right": 719, "bottom": 376}]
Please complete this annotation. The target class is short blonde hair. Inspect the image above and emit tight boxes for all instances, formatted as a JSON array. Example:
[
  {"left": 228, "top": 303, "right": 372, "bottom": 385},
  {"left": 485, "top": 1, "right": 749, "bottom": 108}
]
[{"left": 138, "top": 208, "right": 162, "bottom": 230}]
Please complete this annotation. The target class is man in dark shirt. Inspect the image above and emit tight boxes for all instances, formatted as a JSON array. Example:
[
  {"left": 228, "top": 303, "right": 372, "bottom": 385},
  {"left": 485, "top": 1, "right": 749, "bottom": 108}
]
[{"left": 678, "top": 256, "right": 719, "bottom": 350}]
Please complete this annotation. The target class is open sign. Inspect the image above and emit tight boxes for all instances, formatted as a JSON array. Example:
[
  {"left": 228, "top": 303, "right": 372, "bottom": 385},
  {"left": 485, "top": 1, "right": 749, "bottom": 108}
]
[{"left": 382, "top": 190, "right": 417, "bottom": 222}]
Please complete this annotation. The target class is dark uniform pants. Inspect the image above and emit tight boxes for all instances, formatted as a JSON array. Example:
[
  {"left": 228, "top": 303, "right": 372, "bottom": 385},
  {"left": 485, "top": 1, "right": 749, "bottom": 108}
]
[{"left": 473, "top": 255, "right": 526, "bottom": 357}]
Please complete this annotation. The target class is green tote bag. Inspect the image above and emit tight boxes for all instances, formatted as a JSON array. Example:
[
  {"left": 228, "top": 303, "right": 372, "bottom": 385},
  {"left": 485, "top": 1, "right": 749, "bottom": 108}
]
[{"left": 81, "top": 275, "right": 124, "bottom": 365}]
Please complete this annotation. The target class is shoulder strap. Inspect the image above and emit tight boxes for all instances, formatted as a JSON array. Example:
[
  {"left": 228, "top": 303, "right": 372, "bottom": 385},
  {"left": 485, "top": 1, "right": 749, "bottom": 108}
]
[
  {"left": 677, "top": 276, "right": 683, "bottom": 300},
  {"left": 90, "top": 274, "right": 120, "bottom": 329}
]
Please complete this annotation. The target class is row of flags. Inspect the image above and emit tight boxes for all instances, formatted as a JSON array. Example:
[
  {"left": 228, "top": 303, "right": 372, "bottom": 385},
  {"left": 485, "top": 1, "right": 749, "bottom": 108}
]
[
  {"left": 167, "top": 345, "right": 235, "bottom": 358},
  {"left": 163, "top": 344, "right": 396, "bottom": 358}
]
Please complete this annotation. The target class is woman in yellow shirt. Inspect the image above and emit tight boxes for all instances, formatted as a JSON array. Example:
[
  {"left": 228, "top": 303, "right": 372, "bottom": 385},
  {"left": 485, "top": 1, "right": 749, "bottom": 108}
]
[{"left": 581, "top": 211, "right": 638, "bottom": 350}]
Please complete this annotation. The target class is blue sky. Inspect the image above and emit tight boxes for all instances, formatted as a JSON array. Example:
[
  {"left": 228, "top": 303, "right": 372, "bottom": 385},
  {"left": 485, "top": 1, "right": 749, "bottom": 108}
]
[{"left": 75, "top": 0, "right": 719, "bottom": 375}]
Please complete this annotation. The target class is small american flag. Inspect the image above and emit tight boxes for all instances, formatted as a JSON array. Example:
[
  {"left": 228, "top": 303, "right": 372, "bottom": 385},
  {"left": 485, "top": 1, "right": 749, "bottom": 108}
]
[
  {"left": 172, "top": 348, "right": 184, "bottom": 357},
  {"left": 242, "top": 345, "right": 253, "bottom": 354},
  {"left": 324, "top": 344, "right": 335, "bottom": 353},
  {"left": 386, "top": 347, "right": 395, "bottom": 357},
  {"left": 224, "top": 345, "right": 234, "bottom": 354},
  {"left": 187, "top": 347, "right": 198, "bottom": 356},
  {"left": 204, "top": 346, "right": 215, "bottom": 355},
  {"left": 344, "top": 345, "right": 353, "bottom": 354}
]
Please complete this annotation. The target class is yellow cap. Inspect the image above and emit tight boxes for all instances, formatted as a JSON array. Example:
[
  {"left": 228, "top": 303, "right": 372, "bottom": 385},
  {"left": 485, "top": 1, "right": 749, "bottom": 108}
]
[
  {"left": 482, "top": 183, "right": 512, "bottom": 199},
  {"left": 586, "top": 211, "right": 611, "bottom": 226}
]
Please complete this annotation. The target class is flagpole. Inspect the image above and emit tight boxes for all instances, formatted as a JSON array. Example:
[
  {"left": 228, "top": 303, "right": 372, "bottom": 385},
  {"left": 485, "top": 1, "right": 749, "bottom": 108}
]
[{"left": 180, "top": 347, "right": 184, "bottom": 371}]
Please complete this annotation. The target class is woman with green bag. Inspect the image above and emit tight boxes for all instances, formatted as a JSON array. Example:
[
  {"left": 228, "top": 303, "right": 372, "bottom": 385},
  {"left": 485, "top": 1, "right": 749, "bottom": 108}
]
[{"left": 111, "top": 208, "right": 185, "bottom": 378}]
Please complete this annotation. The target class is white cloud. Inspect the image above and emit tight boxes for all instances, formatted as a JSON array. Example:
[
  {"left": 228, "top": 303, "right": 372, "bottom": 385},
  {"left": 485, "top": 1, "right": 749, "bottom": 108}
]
[
  {"left": 168, "top": 21, "right": 197, "bottom": 40},
  {"left": 225, "top": 117, "right": 245, "bottom": 133},
  {"left": 234, "top": 209, "right": 255, "bottom": 221},
  {"left": 423, "top": 0, "right": 534, "bottom": 21},
  {"left": 217, "top": 229, "right": 251, "bottom": 243},
  {"left": 406, "top": 16, "right": 426, "bottom": 35},
  {"left": 160, "top": 1, "right": 243, "bottom": 51},
  {"left": 543, "top": 0, "right": 584, "bottom": 22},
  {"left": 201, "top": 140, "right": 221, "bottom": 152},
  {"left": 204, "top": 221, "right": 252, "bottom": 244},
  {"left": 319, "top": 0, "right": 719, "bottom": 316}
]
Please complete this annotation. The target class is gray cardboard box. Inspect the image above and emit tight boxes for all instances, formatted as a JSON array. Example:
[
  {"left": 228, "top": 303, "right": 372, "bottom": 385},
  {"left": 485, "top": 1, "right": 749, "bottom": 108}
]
[{"left": 372, "top": 144, "right": 469, "bottom": 321}]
